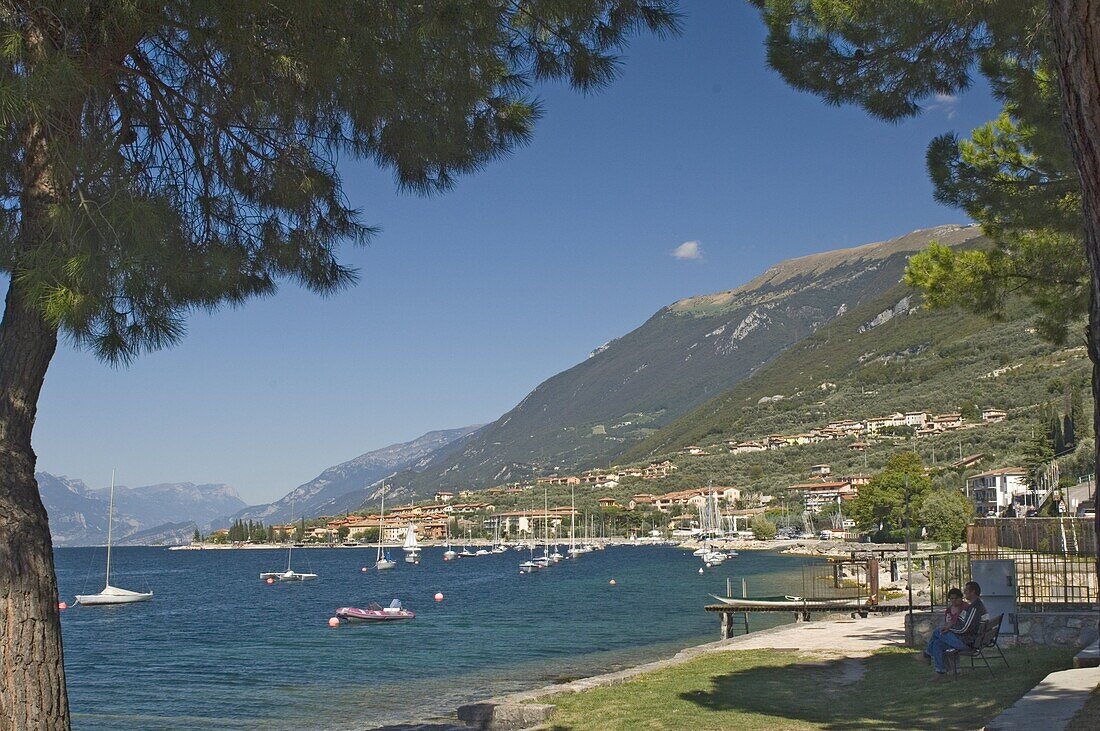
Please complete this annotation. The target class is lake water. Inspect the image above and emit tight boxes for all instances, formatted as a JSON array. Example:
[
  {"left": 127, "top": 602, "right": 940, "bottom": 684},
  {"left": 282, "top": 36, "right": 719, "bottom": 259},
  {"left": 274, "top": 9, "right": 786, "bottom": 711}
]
[{"left": 56, "top": 545, "right": 816, "bottom": 730}]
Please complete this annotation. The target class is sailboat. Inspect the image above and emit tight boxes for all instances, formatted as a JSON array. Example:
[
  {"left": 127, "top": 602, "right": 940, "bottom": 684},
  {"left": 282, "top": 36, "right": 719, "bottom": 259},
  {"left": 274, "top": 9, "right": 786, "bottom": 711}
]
[
  {"left": 375, "top": 483, "right": 397, "bottom": 570},
  {"left": 403, "top": 524, "right": 421, "bottom": 564},
  {"left": 443, "top": 520, "right": 457, "bottom": 561},
  {"left": 76, "top": 472, "right": 154, "bottom": 605},
  {"left": 260, "top": 498, "right": 317, "bottom": 581}
]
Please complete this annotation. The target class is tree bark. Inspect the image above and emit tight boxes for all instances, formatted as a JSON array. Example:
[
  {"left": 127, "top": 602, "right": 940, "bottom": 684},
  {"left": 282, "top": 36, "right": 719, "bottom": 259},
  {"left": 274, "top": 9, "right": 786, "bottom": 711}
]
[
  {"left": 1, "top": 20, "right": 69, "bottom": 722},
  {"left": 0, "top": 279, "right": 64, "bottom": 730},
  {"left": 1047, "top": 0, "right": 1100, "bottom": 630}
]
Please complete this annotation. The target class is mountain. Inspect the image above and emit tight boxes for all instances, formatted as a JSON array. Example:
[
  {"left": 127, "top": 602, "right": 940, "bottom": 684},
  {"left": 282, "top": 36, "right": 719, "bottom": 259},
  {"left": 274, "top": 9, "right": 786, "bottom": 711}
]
[
  {"left": 229, "top": 425, "right": 483, "bottom": 523},
  {"left": 38, "top": 473, "right": 244, "bottom": 546},
  {"left": 90, "top": 483, "right": 245, "bottom": 529},
  {"left": 116, "top": 521, "right": 199, "bottom": 547},
  {"left": 376, "top": 225, "right": 986, "bottom": 500},
  {"left": 478, "top": 282, "right": 1091, "bottom": 516}
]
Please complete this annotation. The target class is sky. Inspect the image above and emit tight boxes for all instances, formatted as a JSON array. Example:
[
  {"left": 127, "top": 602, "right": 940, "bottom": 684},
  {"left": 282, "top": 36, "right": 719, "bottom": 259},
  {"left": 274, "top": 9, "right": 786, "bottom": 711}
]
[{"left": 27, "top": 4, "right": 1002, "bottom": 505}]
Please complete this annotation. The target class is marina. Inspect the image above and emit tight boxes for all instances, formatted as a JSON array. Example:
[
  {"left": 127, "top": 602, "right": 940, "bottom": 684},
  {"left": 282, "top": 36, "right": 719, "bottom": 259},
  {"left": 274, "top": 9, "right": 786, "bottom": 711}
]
[{"left": 56, "top": 545, "right": 814, "bottom": 730}]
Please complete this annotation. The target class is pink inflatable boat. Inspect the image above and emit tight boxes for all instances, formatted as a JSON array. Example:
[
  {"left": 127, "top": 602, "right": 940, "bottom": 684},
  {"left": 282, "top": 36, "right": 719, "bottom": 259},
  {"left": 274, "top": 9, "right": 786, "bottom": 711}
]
[{"left": 335, "top": 600, "right": 415, "bottom": 622}]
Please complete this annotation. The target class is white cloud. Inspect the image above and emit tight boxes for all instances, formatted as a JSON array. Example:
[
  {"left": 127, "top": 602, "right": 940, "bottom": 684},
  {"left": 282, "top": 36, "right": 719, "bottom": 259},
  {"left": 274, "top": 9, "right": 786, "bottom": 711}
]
[
  {"left": 672, "top": 240, "right": 703, "bottom": 260},
  {"left": 927, "top": 92, "right": 959, "bottom": 119}
]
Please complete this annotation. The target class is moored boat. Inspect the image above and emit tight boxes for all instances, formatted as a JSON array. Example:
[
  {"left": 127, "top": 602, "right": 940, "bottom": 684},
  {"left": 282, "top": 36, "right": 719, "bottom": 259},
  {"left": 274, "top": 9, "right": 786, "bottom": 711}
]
[{"left": 336, "top": 600, "right": 415, "bottom": 622}]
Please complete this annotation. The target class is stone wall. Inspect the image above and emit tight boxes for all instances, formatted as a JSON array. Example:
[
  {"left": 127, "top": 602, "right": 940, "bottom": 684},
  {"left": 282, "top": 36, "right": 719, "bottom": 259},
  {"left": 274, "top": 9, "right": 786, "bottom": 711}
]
[{"left": 905, "top": 611, "right": 1098, "bottom": 648}]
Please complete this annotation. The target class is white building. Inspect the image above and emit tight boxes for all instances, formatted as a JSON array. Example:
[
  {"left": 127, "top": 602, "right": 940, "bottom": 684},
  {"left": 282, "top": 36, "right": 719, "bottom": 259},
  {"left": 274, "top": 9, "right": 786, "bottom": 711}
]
[{"left": 966, "top": 468, "right": 1029, "bottom": 516}]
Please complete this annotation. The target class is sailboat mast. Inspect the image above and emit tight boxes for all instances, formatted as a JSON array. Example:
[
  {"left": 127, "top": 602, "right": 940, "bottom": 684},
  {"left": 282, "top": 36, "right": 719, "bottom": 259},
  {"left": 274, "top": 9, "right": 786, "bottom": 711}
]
[
  {"left": 105, "top": 470, "right": 115, "bottom": 587},
  {"left": 377, "top": 483, "right": 385, "bottom": 560},
  {"left": 570, "top": 486, "right": 576, "bottom": 553}
]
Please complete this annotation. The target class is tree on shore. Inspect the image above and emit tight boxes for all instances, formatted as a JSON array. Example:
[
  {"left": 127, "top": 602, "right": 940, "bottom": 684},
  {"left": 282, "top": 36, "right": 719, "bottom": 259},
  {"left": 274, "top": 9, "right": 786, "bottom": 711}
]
[
  {"left": 749, "top": 0, "right": 1100, "bottom": 626},
  {"left": 0, "top": 3, "right": 679, "bottom": 727}
]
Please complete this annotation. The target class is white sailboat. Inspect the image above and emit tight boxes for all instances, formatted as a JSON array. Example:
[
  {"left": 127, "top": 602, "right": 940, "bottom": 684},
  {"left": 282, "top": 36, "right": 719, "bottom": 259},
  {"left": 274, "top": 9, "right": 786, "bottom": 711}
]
[
  {"left": 443, "top": 520, "right": 457, "bottom": 561},
  {"left": 375, "top": 483, "right": 396, "bottom": 570},
  {"left": 403, "top": 524, "right": 421, "bottom": 564},
  {"left": 76, "top": 472, "right": 153, "bottom": 605},
  {"left": 260, "top": 498, "right": 317, "bottom": 581}
]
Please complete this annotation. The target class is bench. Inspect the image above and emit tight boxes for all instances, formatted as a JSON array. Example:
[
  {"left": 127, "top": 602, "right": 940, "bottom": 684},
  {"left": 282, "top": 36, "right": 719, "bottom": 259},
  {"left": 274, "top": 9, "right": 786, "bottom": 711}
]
[{"left": 945, "top": 613, "right": 1009, "bottom": 679}]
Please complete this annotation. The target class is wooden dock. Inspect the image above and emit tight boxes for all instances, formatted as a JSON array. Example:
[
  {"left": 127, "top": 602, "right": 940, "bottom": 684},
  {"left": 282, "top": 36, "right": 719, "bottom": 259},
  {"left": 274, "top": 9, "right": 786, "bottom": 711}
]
[{"left": 705, "top": 602, "right": 933, "bottom": 640}]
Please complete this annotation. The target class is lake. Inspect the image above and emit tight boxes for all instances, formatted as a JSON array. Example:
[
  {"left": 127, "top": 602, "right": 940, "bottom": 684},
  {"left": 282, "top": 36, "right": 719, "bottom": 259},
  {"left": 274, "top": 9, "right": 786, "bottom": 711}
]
[{"left": 56, "top": 545, "right": 816, "bottom": 729}]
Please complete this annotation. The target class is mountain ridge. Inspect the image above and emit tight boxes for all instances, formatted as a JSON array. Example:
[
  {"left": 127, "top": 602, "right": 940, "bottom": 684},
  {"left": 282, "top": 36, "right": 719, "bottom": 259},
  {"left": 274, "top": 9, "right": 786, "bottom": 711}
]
[{"left": 368, "top": 224, "right": 985, "bottom": 503}]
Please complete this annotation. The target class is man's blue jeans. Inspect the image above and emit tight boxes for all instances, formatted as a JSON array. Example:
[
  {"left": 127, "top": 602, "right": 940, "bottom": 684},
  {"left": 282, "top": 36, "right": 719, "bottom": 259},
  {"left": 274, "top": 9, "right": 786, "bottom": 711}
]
[{"left": 926, "top": 628, "right": 969, "bottom": 673}]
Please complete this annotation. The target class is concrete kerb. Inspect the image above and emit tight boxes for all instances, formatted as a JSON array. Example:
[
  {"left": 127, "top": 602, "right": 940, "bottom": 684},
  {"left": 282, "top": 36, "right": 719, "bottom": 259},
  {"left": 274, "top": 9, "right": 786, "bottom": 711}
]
[
  {"left": 455, "top": 613, "right": 906, "bottom": 730},
  {"left": 983, "top": 667, "right": 1100, "bottom": 731}
]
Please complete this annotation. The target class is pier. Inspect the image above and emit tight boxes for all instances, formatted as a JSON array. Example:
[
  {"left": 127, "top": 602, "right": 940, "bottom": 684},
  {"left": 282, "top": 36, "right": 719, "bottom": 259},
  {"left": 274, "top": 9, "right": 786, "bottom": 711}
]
[{"left": 705, "top": 602, "right": 933, "bottom": 639}]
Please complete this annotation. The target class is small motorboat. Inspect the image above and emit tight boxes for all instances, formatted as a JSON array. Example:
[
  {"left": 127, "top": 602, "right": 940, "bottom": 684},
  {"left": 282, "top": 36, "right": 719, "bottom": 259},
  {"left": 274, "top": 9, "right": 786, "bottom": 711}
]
[
  {"left": 474, "top": 548, "right": 491, "bottom": 556},
  {"left": 260, "top": 569, "right": 318, "bottom": 582},
  {"left": 336, "top": 599, "right": 416, "bottom": 622},
  {"left": 519, "top": 560, "right": 541, "bottom": 574},
  {"left": 443, "top": 548, "right": 458, "bottom": 561}
]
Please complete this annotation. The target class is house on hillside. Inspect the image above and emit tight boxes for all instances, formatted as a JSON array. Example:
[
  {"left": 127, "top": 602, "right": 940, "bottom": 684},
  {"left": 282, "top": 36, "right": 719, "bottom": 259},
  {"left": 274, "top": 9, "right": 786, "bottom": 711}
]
[
  {"left": 905, "top": 411, "right": 931, "bottom": 427},
  {"left": 434, "top": 491, "right": 454, "bottom": 503},
  {"left": 628, "top": 493, "right": 656, "bottom": 510},
  {"left": 967, "top": 468, "right": 1029, "bottom": 517},
  {"left": 951, "top": 453, "right": 985, "bottom": 470},
  {"left": 597, "top": 497, "right": 619, "bottom": 509},
  {"left": 981, "top": 408, "right": 1007, "bottom": 423},
  {"left": 866, "top": 413, "right": 906, "bottom": 434},
  {"left": 809, "top": 464, "right": 832, "bottom": 478},
  {"left": 730, "top": 440, "right": 766, "bottom": 454},
  {"left": 681, "top": 446, "right": 709, "bottom": 456},
  {"left": 788, "top": 480, "right": 857, "bottom": 513},
  {"left": 932, "top": 413, "right": 964, "bottom": 431}
]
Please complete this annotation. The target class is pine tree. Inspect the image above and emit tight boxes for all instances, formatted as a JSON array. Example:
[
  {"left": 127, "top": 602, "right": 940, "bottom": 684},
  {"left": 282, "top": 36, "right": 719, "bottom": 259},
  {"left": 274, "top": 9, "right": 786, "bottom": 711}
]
[
  {"left": 0, "top": 5, "right": 679, "bottom": 724},
  {"left": 751, "top": 0, "right": 1100, "bottom": 649}
]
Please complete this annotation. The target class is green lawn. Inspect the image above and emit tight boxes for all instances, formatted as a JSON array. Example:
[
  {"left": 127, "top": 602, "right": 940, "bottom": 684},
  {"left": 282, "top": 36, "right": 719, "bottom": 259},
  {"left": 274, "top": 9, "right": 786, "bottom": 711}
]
[{"left": 545, "top": 646, "right": 1075, "bottom": 731}]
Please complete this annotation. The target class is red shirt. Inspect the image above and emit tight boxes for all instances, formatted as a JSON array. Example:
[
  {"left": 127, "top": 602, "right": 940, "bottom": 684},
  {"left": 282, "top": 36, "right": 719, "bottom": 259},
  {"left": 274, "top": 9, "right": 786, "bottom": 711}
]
[{"left": 944, "top": 601, "right": 969, "bottom": 626}]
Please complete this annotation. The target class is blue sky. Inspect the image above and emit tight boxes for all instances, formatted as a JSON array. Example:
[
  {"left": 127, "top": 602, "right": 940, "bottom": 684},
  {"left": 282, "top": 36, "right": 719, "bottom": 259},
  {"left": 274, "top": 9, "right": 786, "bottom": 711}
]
[{"left": 30, "top": 4, "right": 1001, "bottom": 505}]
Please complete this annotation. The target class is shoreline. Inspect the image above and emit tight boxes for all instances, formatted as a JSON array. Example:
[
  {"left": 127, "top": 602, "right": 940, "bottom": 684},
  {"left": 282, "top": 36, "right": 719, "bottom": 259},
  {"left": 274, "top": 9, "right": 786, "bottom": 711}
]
[{"left": 441, "top": 612, "right": 909, "bottom": 731}]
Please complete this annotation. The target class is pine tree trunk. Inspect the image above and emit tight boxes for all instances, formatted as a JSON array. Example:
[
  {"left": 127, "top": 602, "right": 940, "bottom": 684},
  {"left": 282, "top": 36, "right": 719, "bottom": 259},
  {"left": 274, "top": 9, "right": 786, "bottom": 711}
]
[
  {"left": 1, "top": 26, "right": 70, "bottom": 721},
  {"left": 0, "top": 278, "right": 66, "bottom": 729},
  {"left": 1047, "top": 0, "right": 1100, "bottom": 631}
]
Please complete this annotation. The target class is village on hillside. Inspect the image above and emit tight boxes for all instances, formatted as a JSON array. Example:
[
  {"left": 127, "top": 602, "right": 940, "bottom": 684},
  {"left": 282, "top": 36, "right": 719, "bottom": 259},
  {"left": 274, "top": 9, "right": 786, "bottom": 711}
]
[{"left": 203, "top": 404, "right": 1094, "bottom": 547}]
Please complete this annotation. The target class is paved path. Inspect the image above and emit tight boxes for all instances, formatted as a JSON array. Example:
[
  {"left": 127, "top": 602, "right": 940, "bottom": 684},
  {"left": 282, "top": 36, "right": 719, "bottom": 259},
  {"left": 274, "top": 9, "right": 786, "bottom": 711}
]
[
  {"left": 723, "top": 613, "right": 906, "bottom": 656},
  {"left": 983, "top": 666, "right": 1100, "bottom": 730}
]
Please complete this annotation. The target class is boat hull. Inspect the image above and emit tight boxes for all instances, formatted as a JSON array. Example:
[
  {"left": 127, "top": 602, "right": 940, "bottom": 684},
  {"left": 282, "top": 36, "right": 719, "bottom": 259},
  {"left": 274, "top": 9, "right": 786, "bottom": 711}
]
[
  {"left": 336, "top": 606, "right": 415, "bottom": 622},
  {"left": 709, "top": 594, "right": 860, "bottom": 608},
  {"left": 76, "top": 585, "right": 153, "bottom": 605},
  {"left": 260, "top": 571, "right": 317, "bottom": 581}
]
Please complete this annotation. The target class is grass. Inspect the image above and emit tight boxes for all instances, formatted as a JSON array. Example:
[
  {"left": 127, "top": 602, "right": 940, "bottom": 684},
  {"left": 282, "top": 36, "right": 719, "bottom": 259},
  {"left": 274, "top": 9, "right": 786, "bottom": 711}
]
[
  {"left": 545, "top": 645, "right": 1076, "bottom": 730},
  {"left": 1066, "top": 688, "right": 1100, "bottom": 731}
]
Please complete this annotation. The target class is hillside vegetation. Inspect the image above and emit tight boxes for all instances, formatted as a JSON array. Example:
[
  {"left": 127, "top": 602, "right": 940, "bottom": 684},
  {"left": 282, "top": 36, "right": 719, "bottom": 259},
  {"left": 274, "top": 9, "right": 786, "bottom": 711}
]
[{"left": 379, "top": 225, "right": 986, "bottom": 501}]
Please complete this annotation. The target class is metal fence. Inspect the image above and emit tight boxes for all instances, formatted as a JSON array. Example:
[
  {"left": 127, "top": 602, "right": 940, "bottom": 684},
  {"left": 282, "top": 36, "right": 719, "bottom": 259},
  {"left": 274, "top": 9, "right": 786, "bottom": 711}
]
[
  {"left": 928, "top": 517, "right": 1097, "bottom": 609},
  {"left": 801, "top": 558, "right": 878, "bottom": 603}
]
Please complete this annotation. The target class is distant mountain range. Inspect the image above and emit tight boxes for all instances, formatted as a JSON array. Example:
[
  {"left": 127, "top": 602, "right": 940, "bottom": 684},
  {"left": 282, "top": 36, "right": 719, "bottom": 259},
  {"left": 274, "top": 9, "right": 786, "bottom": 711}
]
[
  {"left": 366, "top": 225, "right": 985, "bottom": 503},
  {"left": 227, "top": 425, "right": 483, "bottom": 523},
  {"left": 39, "top": 473, "right": 245, "bottom": 547}
]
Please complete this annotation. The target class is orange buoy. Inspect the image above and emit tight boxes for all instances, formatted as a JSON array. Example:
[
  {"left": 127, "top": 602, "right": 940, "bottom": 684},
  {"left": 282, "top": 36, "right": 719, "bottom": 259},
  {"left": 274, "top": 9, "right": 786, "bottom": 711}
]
[
  {"left": 328, "top": 617, "right": 340, "bottom": 628},
  {"left": 58, "top": 601, "right": 68, "bottom": 610},
  {"left": 434, "top": 592, "right": 444, "bottom": 602},
  {"left": 266, "top": 577, "right": 275, "bottom": 584}
]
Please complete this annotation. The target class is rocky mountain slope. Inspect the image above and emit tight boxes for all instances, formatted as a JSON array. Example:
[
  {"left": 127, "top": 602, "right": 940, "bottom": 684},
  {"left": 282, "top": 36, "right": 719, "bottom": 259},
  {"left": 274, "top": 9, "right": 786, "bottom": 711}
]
[
  {"left": 375, "top": 225, "right": 985, "bottom": 501},
  {"left": 229, "top": 425, "right": 483, "bottom": 523}
]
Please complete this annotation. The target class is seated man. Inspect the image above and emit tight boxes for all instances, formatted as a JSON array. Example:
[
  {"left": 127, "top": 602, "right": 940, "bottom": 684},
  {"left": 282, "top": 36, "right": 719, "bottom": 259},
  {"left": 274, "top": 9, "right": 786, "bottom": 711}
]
[{"left": 921, "top": 581, "right": 989, "bottom": 680}]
